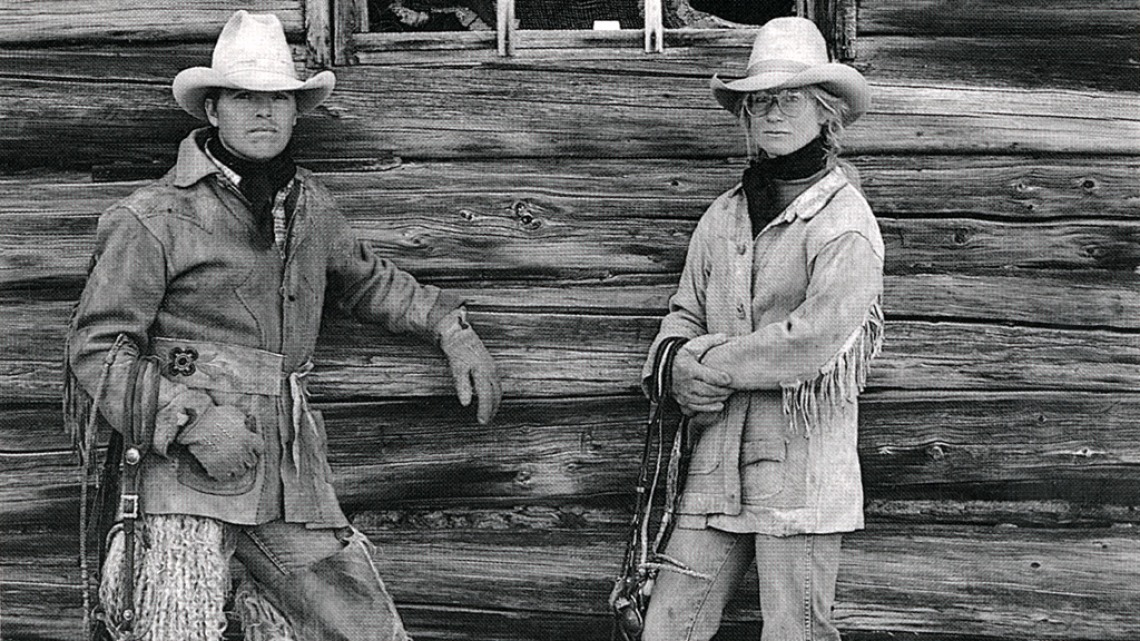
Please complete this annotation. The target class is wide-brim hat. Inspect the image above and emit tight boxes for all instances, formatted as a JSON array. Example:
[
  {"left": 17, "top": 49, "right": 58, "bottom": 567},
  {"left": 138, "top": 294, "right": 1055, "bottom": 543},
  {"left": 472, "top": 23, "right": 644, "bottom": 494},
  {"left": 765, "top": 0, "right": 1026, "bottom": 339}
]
[
  {"left": 173, "top": 10, "right": 335, "bottom": 121},
  {"left": 711, "top": 17, "right": 869, "bottom": 124}
]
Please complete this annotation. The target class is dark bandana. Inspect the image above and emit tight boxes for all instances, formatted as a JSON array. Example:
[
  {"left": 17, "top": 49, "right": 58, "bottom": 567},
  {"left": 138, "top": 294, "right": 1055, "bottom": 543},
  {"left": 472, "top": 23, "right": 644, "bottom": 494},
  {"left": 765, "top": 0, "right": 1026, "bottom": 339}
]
[
  {"left": 742, "top": 135, "right": 829, "bottom": 237},
  {"left": 205, "top": 131, "right": 296, "bottom": 248}
]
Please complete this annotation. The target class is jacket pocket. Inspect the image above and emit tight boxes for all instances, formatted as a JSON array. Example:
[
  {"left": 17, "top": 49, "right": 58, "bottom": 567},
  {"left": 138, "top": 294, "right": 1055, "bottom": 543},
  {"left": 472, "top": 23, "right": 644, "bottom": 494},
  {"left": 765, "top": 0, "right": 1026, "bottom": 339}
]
[
  {"left": 740, "top": 438, "right": 786, "bottom": 501},
  {"left": 174, "top": 416, "right": 261, "bottom": 496}
]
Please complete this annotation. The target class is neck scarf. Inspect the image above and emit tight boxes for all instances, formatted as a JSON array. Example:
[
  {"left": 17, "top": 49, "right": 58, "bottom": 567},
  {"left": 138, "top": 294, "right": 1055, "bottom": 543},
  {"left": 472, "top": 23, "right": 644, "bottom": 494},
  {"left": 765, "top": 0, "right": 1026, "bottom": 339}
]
[
  {"left": 205, "top": 132, "right": 296, "bottom": 248},
  {"left": 742, "top": 135, "right": 830, "bottom": 236}
]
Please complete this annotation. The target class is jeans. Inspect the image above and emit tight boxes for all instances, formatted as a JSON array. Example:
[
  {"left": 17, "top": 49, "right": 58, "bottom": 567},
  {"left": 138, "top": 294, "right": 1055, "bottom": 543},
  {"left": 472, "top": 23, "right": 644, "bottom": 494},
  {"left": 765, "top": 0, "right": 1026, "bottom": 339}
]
[
  {"left": 642, "top": 528, "right": 842, "bottom": 641},
  {"left": 233, "top": 520, "right": 410, "bottom": 641}
]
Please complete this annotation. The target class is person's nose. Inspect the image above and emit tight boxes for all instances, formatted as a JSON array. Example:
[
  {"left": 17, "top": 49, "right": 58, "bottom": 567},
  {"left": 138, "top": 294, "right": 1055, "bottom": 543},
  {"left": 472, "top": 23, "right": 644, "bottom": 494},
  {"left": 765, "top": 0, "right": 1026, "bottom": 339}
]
[{"left": 252, "top": 96, "right": 274, "bottom": 117}]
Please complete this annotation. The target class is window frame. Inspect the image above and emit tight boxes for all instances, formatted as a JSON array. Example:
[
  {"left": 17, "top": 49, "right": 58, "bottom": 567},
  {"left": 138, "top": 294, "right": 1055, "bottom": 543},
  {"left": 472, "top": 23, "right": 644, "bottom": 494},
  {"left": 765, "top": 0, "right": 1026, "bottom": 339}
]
[{"left": 314, "top": 0, "right": 856, "bottom": 65}]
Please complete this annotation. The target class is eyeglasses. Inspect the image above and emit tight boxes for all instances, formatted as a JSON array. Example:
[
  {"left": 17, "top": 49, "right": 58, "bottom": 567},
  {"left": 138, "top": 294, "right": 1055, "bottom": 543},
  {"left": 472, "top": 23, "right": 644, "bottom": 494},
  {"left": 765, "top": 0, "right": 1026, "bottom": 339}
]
[{"left": 740, "top": 89, "right": 812, "bottom": 119}]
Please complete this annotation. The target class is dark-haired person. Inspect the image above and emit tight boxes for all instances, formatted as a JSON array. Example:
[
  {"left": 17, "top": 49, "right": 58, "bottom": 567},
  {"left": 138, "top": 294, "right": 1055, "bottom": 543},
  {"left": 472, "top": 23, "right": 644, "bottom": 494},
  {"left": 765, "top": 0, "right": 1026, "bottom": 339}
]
[{"left": 66, "top": 10, "right": 500, "bottom": 641}]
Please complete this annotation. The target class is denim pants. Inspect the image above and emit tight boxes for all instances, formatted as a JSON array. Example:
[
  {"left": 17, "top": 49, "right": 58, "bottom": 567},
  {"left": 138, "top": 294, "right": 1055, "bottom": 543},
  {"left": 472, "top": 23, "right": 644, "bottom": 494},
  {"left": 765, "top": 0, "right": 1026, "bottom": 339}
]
[
  {"left": 233, "top": 520, "right": 410, "bottom": 641},
  {"left": 642, "top": 527, "right": 843, "bottom": 641}
]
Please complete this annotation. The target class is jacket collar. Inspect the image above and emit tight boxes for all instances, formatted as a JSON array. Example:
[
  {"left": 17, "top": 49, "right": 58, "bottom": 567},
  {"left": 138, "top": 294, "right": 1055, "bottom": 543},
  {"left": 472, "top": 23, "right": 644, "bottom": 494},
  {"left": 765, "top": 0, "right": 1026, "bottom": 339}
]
[
  {"left": 731, "top": 165, "right": 851, "bottom": 232},
  {"left": 172, "top": 128, "right": 225, "bottom": 188}
]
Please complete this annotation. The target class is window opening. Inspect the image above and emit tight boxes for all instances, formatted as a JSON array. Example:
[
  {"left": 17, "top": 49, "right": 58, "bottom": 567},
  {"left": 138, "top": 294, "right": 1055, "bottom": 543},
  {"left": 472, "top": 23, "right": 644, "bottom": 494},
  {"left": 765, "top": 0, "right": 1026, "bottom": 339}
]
[
  {"left": 670, "top": 0, "right": 793, "bottom": 28},
  {"left": 368, "top": 1, "right": 496, "bottom": 32},
  {"left": 334, "top": 0, "right": 844, "bottom": 62}
]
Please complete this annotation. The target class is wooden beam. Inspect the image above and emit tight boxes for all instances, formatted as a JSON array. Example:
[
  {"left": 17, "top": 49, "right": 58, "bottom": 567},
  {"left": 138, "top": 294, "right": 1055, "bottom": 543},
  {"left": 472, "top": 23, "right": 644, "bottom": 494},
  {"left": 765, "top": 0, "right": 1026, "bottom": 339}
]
[
  {"left": 859, "top": 0, "right": 1140, "bottom": 36},
  {"left": 4, "top": 199, "right": 1137, "bottom": 288},
  {"left": 5, "top": 391, "right": 1140, "bottom": 515},
  {"left": 305, "top": 0, "right": 333, "bottom": 68},
  {"left": 644, "top": 0, "right": 664, "bottom": 53},
  {"left": 496, "top": 0, "right": 515, "bottom": 56},
  {"left": 332, "top": 0, "right": 358, "bottom": 65},
  {"left": 1, "top": 289, "right": 1139, "bottom": 400},
  {"left": 4, "top": 519, "right": 1138, "bottom": 640},
  {"left": 3, "top": 56, "right": 1139, "bottom": 167},
  {"left": 0, "top": 1, "right": 306, "bottom": 45}
]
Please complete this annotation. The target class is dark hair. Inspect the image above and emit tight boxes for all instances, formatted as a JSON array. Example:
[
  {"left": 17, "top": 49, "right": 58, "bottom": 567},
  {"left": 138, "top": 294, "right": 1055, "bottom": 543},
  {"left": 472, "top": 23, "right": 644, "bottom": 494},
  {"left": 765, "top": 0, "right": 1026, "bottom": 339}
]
[{"left": 203, "top": 87, "right": 223, "bottom": 111}]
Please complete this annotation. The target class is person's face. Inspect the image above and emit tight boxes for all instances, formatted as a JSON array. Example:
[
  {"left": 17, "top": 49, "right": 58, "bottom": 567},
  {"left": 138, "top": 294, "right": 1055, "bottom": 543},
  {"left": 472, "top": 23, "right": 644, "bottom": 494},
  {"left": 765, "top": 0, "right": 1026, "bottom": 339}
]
[
  {"left": 742, "top": 89, "right": 824, "bottom": 158},
  {"left": 205, "top": 89, "right": 297, "bottom": 161}
]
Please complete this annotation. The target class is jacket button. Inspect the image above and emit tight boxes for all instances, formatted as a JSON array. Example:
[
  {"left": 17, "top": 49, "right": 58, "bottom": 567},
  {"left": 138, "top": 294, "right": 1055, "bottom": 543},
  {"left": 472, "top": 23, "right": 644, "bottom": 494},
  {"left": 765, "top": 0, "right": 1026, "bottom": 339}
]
[
  {"left": 736, "top": 303, "right": 747, "bottom": 319},
  {"left": 125, "top": 447, "right": 141, "bottom": 465},
  {"left": 737, "top": 243, "right": 747, "bottom": 255}
]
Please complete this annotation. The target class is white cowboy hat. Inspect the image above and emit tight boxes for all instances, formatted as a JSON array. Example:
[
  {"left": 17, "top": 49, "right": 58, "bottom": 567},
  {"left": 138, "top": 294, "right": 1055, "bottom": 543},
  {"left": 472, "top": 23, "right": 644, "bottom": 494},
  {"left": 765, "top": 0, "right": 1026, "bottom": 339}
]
[
  {"left": 172, "top": 10, "right": 335, "bottom": 121},
  {"left": 711, "top": 17, "right": 869, "bottom": 124}
]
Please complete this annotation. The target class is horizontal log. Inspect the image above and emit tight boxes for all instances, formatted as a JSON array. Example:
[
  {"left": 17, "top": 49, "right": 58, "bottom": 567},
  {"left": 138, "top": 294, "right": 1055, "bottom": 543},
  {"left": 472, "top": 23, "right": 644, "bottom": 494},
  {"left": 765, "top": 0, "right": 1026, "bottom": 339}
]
[
  {"left": 2, "top": 299, "right": 1138, "bottom": 402},
  {"left": 2, "top": 61, "right": 1137, "bottom": 169},
  {"left": 0, "top": 1, "right": 304, "bottom": 45},
  {"left": 856, "top": 35, "right": 1140, "bottom": 94},
  {"left": 859, "top": 0, "right": 1140, "bottom": 36},
  {"left": 8, "top": 196, "right": 1136, "bottom": 283},
  {"left": 4, "top": 391, "right": 1139, "bottom": 527},
  {"left": 6, "top": 154, "right": 1138, "bottom": 228},
  {"left": 350, "top": 32, "right": 1140, "bottom": 94},
  {"left": 3, "top": 518, "right": 1138, "bottom": 640}
]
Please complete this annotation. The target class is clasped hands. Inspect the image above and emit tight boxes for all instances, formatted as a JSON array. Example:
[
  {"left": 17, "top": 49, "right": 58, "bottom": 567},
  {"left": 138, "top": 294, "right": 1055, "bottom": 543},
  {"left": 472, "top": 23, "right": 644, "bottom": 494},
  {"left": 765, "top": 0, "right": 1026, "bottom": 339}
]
[{"left": 670, "top": 333, "right": 734, "bottom": 416}]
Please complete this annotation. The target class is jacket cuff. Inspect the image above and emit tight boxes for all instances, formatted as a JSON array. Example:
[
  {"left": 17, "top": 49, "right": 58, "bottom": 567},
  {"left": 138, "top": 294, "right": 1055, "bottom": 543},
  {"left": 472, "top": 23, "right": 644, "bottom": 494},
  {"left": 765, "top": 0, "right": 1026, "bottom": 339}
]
[{"left": 429, "top": 292, "right": 469, "bottom": 342}]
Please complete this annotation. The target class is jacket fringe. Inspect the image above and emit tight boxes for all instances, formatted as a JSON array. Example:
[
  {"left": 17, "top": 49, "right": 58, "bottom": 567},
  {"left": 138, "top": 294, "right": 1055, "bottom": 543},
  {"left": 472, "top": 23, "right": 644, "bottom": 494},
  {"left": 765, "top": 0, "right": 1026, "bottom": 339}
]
[{"left": 781, "top": 298, "right": 884, "bottom": 433}]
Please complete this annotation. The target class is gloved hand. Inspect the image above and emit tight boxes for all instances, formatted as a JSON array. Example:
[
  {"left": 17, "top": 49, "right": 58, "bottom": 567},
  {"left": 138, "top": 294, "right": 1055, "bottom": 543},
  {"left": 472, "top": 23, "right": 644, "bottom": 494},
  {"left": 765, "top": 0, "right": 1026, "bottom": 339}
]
[
  {"left": 175, "top": 404, "right": 262, "bottom": 480},
  {"left": 671, "top": 333, "right": 734, "bottom": 416},
  {"left": 437, "top": 308, "right": 502, "bottom": 425}
]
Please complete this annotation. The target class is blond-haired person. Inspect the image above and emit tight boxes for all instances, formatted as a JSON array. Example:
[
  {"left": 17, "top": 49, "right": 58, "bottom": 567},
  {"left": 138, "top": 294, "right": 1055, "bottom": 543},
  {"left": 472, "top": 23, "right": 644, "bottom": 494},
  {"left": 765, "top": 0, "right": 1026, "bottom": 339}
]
[{"left": 641, "top": 17, "right": 884, "bottom": 641}]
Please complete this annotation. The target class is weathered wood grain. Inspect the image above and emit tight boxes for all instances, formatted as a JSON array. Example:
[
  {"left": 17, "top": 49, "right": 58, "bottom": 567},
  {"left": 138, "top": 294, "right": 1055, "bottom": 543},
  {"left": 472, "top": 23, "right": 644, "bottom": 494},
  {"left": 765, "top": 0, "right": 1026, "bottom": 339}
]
[
  {"left": 4, "top": 391, "right": 1139, "bottom": 527},
  {"left": 3, "top": 159, "right": 1138, "bottom": 288},
  {"left": 2, "top": 65, "right": 1137, "bottom": 168},
  {"left": 6, "top": 155, "right": 1137, "bottom": 223},
  {"left": 353, "top": 31, "right": 1138, "bottom": 94},
  {"left": 859, "top": 0, "right": 1140, "bottom": 36},
  {"left": 0, "top": 0, "right": 304, "bottom": 45},
  {"left": 4, "top": 519, "right": 1138, "bottom": 640},
  {"left": 2, "top": 300, "right": 1138, "bottom": 402},
  {"left": 856, "top": 35, "right": 1140, "bottom": 93},
  {"left": 7, "top": 198, "right": 1135, "bottom": 284}
]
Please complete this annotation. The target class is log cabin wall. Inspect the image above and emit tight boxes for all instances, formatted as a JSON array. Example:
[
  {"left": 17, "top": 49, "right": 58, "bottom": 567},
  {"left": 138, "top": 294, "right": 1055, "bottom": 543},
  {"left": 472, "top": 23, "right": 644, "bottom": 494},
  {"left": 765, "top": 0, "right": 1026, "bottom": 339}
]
[{"left": 1, "top": 0, "right": 1138, "bottom": 639}]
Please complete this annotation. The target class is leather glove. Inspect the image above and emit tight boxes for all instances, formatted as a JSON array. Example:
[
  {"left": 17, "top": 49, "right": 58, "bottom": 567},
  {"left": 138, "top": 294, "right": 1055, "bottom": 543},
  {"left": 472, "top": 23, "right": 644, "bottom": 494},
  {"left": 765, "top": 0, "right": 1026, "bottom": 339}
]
[
  {"left": 671, "top": 333, "right": 734, "bottom": 416},
  {"left": 175, "top": 404, "right": 263, "bottom": 480},
  {"left": 437, "top": 308, "right": 502, "bottom": 425}
]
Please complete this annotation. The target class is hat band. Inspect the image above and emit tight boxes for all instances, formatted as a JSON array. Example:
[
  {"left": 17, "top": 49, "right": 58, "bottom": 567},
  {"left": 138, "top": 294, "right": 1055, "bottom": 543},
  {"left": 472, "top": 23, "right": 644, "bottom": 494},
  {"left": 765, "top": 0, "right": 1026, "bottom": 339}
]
[
  {"left": 221, "top": 59, "right": 297, "bottom": 79},
  {"left": 744, "top": 59, "right": 811, "bottom": 78}
]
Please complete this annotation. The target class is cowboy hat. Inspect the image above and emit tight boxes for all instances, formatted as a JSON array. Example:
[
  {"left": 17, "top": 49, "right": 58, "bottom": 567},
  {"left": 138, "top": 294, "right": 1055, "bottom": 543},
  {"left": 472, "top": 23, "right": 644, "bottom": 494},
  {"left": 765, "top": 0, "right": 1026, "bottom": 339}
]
[
  {"left": 710, "top": 17, "right": 869, "bottom": 124},
  {"left": 172, "top": 10, "right": 335, "bottom": 121}
]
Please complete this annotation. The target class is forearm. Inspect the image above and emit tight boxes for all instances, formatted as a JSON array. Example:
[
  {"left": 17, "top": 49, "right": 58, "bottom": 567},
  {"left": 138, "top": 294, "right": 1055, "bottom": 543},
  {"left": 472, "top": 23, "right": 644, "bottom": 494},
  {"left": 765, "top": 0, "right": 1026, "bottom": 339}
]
[{"left": 700, "top": 233, "right": 884, "bottom": 390}]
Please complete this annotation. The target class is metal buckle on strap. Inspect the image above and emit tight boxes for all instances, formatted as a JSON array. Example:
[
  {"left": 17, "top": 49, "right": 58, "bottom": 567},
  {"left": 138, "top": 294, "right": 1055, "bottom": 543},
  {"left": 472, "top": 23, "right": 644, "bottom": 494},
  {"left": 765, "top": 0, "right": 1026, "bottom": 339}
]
[{"left": 118, "top": 494, "right": 140, "bottom": 520}]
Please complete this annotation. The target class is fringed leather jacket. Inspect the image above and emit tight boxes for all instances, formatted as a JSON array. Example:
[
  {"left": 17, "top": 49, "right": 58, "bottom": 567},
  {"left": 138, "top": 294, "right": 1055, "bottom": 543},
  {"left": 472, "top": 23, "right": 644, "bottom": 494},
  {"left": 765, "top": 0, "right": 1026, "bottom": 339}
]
[
  {"left": 66, "top": 128, "right": 460, "bottom": 528},
  {"left": 643, "top": 165, "right": 884, "bottom": 535}
]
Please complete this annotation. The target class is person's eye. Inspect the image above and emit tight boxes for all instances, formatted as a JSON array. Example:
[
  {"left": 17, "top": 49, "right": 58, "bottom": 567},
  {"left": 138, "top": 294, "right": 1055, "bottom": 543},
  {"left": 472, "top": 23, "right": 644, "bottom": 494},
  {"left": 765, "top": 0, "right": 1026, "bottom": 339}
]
[
  {"left": 233, "top": 91, "right": 251, "bottom": 100},
  {"left": 273, "top": 92, "right": 291, "bottom": 101},
  {"left": 784, "top": 92, "right": 804, "bottom": 104}
]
